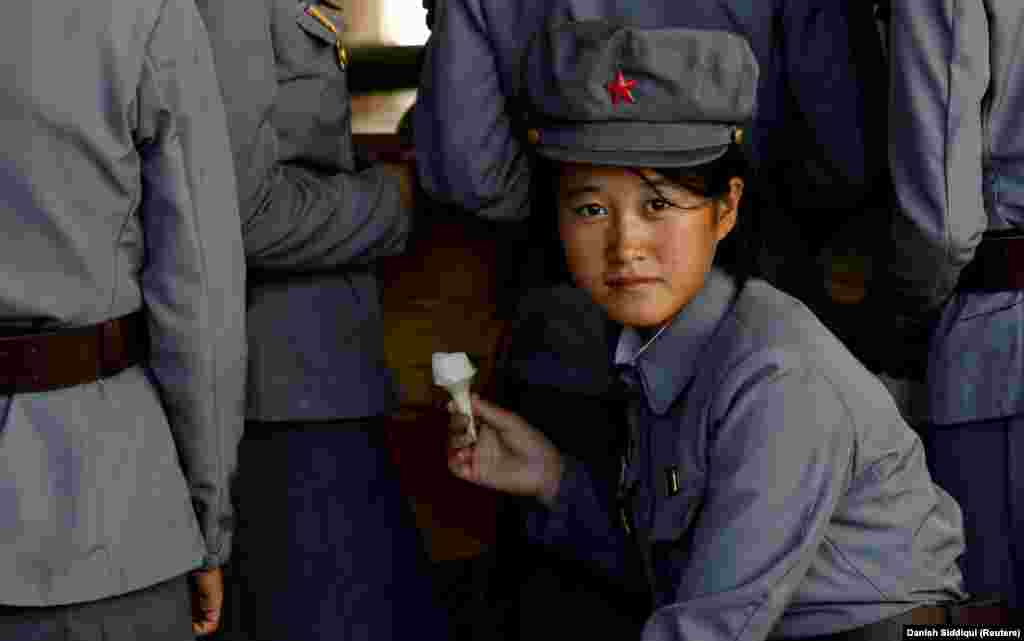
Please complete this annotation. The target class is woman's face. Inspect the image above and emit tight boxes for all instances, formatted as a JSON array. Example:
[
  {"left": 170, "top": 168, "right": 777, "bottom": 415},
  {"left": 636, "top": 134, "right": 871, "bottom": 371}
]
[{"left": 557, "top": 163, "right": 743, "bottom": 329}]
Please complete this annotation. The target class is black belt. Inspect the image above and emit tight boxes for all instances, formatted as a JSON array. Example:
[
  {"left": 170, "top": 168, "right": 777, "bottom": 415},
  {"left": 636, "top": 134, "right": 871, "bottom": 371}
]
[
  {"left": 777, "top": 598, "right": 1015, "bottom": 641},
  {"left": 957, "top": 231, "right": 1024, "bottom": 291},
  {"left": 0, "top": 312, "right": 147, "bottom": 394}
]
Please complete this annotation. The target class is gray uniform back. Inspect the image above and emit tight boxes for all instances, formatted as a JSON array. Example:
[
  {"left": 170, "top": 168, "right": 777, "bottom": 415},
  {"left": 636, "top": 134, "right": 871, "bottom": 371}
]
[{"left": 0, "top": 0, "right": 246, "bottom": 606}]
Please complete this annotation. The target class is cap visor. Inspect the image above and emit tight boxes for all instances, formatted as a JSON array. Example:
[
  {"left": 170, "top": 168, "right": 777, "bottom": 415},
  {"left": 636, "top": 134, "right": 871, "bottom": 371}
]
[
  {"left": 535, "top": 143, "right": 728, "bottom": 168},
  {"left": 531, "top": 121, "right": 733, "bottom": 168}
]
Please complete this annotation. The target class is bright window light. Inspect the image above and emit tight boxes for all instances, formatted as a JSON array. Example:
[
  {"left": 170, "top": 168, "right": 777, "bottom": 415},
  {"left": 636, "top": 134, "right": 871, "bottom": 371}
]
[{"left": 381, "top": 1, "right": 430, "bottom": 46}]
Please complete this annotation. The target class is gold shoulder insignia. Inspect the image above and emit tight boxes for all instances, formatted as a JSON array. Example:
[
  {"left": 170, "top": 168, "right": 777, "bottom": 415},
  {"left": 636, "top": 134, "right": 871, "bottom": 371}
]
[{"left": 305, "top": 4, "right": 348, "bottom": 69}]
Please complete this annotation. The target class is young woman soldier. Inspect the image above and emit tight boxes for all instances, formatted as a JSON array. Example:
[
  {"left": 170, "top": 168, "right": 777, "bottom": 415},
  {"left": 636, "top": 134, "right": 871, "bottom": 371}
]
[{"left": 447, "top": 20, "right": 969, "bottom": 640}]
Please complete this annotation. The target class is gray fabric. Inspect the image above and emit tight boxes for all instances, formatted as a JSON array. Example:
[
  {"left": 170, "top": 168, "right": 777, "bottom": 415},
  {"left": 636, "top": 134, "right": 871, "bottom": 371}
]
[
  {"left": 535, "top": 122, "right": 732, "bottom": 169},
  {"left": 878, "top": 0, "right": 990, "bottom": 318},
  {"left": 538, "top": 121, "right": 735, "bottom": 152},
  {"left": 0, "top": 0, "right": 246, "bottom": 604},
  {"left": 920, "top": 416, "right": 1024, "bottom": 610},
  {"left": 0, "top": 575, "right": 193, "bottom": 641},
  {"left": 523, "top": 21, "right": 756, "bottom": 169},
  {"left": 522, "top": 21, "right": 757, "bottom": 123},
  {"left": 883, "top": 2, "right": 1024, "bottom": 425},
  {"left": 528, "top": 270, "right": 966, "bottom": 639},
  {"left": 194, "top": 0, "right": 409, "bottom": 421},
  {"left": 884, "top": 3, "right": 1024, "bottom": 614}
]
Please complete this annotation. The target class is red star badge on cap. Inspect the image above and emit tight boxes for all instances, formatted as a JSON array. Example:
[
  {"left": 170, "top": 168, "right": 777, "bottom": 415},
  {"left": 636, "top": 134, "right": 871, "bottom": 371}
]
[{"left": 607, "top": 70, "right": 637, "bottom": 106}]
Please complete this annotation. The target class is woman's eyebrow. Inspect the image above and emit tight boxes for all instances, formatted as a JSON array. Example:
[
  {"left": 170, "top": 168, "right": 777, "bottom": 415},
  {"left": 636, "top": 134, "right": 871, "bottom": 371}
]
[
  {"left": 642, "top": 177, "right": 676, "bottom": 188},
  {"left": 644, "top": 176, "right": 701, "bottom": 191},
  {"left": 562, "top": 184, "right": 603, "bottom": 199},
  {"left": 642, "top": 176, "right": 703, "bottom": 196}
]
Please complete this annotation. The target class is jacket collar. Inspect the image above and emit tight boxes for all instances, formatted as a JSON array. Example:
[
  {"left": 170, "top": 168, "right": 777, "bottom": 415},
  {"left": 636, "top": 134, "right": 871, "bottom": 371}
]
[{"left": 613, "top": 268, "right": 736, "bottom": 415}]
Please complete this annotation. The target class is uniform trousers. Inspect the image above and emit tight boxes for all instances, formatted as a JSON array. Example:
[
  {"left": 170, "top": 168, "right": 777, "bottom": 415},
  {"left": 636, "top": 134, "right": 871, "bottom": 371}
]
[
  {"left": 919, "top": 415, "right": 1024, "bottom": 611},
  {"left": 0, "top": 574, "right": 192, "bottom": 641},
  {"left": 217, "top": 418, "right": 451, "bottom": 641}
]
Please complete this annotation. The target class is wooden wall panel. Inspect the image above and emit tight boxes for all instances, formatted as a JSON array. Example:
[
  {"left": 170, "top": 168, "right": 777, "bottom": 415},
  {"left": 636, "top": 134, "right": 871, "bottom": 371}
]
[{"left": 365, "top": 135, "right": 507, "bottom": 561}]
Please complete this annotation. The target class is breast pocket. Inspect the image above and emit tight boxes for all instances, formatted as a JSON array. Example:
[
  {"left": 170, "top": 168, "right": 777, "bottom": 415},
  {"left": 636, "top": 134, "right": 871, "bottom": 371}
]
[{"left": 647, "top": 488, "right": 703, "bottom": 604}]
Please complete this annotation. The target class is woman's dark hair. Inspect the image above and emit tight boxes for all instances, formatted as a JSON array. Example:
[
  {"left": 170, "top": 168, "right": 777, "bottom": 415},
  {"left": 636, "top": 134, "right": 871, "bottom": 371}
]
[{"left": 529, "top": 143, "right": 762, "bottom": 291}]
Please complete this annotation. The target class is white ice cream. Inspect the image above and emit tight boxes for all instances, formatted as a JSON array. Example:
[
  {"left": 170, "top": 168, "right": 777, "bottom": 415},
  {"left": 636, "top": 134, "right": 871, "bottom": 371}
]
[{"left": 432, "top": 352, "right": 477, "bottom": 441}]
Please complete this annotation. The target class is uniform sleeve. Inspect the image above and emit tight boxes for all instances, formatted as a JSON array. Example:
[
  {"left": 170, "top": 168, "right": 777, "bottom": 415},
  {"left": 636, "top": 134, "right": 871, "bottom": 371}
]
[
  {"left": 877, "top": 0, "right": 990, "bottom": 315},
  {"left": 524, "top": 455, "right": 636, "bottom": 586},
  {"left": 194, "top": 0, "right": 410, "bottom": 272},
  {"left": 135, "top": 0, "right": 247, "bottom": 569},
  {"left": 241, "top": 158, "right": 410, "bottom": 271},
  {"left": 413, "top": 0, "right": 532, "bottom": 221},
  {"left": 642, "top": 358, "right": 854, "bottom": 641}
]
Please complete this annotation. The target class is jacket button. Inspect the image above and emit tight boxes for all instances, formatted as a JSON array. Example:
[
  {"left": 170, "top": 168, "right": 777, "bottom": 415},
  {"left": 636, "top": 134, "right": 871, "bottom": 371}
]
[{"left": 527, "top": 129, "right": 541, "bottom": 145}]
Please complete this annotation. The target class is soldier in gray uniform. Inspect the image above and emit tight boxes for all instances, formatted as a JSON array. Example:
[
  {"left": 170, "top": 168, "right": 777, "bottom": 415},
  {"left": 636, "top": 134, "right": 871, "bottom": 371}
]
[
  {"left": 193, "top": 1, "right": 449, "bottom": 639},
  {"left": 447, "top": 21, "right": 972, "bottom": 638},
  {"left": 0, "top": 1, "right": 246, "bottom": 639},
  {"left": 875, "top": 0, "right": 1024, "bottom": 613}
]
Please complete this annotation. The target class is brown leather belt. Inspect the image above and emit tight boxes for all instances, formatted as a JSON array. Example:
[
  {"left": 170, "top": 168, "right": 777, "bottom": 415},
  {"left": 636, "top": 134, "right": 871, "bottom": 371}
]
[
  {"left": 0, "top": 312, "right": 147, "bottom": 395},
  {"left": 957, "top": 231, "right": 1024, "bottom": 291}
]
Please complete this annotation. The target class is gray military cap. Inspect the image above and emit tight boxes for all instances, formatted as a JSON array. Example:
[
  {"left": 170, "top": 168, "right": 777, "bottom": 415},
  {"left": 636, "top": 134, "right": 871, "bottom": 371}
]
[{"left": 521, "top": 19, "right": 758, "bottom": 168}]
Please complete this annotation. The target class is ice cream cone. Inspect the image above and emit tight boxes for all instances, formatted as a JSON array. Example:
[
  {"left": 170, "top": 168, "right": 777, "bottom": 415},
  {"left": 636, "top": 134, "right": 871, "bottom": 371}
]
[{"left": 432, "top": 352, "right": 478, "bottom": 443}]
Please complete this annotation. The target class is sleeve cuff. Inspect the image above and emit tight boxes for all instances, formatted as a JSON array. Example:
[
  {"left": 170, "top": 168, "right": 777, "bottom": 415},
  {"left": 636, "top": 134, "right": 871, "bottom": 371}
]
[
  {"left": 198, "top": 523, "right": 232, "bottom": 569},
  {"left": 525, "top": 454, "right": 584, "bottom": 545}
]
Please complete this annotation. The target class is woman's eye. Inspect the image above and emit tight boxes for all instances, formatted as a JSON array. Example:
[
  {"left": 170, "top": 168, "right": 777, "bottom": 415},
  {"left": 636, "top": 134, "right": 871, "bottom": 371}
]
[
  {"left": 573, "top": 204, "right": 608, "bottom": 218},
  {"left": 648, "top": 198, "right": 674, "bottom": 213}
]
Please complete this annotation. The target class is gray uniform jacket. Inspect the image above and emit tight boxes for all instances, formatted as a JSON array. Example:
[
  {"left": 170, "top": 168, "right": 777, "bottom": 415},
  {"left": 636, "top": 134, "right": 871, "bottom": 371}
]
[
  {"left": 527, "top": 270, "right": 966, "bottom": 639},
  {"left": 0, "top": 0, "right": 246, "bottom": 605},
  {"left": 415, "top": 0, "right": 873, "bottom": 222},
  {"left": 883, "top": 2, "right": 1024, "bottom": 425},
  {"left": 195, "top": 0, "right": 409, "bottom": 421}
]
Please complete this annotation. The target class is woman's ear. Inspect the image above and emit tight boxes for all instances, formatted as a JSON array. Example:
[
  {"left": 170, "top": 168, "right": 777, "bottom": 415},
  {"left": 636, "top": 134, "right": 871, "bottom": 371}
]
[{"left": 714, "top": 177, "right": 744, "bottom": 241}]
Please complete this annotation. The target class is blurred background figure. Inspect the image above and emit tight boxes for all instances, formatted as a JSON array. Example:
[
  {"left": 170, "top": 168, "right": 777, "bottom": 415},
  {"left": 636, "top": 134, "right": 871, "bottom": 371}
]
[
  {"left": 193, "top": 0, "right": 450, "bottom": 639},
  {"left": 872, "top": 0, "right": 1024, "bottom": 614}
]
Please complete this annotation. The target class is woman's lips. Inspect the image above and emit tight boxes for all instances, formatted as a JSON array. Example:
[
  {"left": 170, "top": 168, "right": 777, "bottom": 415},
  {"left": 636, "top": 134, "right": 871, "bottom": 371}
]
[{"left": 606, "top": 276, "right": 659, "bottom": 288}]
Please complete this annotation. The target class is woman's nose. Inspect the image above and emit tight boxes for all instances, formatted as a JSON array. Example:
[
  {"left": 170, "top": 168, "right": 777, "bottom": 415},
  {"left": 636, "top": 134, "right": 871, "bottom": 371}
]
[{"left": 607, "top": 215, "right": 652, "bottom": 264}]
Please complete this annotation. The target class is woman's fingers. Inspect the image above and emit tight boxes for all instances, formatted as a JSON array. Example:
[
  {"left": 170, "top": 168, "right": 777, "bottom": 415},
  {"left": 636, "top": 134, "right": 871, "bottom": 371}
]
[
  {"left": 447, "top": 446, "right": 475, "bottom": 478},
  {"left": 448, "top": 395, "right": 524, "bottom": 436},
  {"left": 447, "top": 412, "right": 478, "bottom": 449},
  {"left": 448, "top": 411, "right": 470, "bottom": 432},
  {"left": 451, "top": 430, "right": 477, "bottom": 449},
  {"left": 466, "top": 395, "right": 525, "bottom": 435}
]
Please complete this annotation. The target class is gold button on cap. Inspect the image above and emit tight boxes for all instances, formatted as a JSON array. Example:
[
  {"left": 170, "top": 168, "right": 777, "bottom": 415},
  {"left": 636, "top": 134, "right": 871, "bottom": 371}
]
[{"left": 732, "top": 127, "right": 744, "bottom": 145}]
